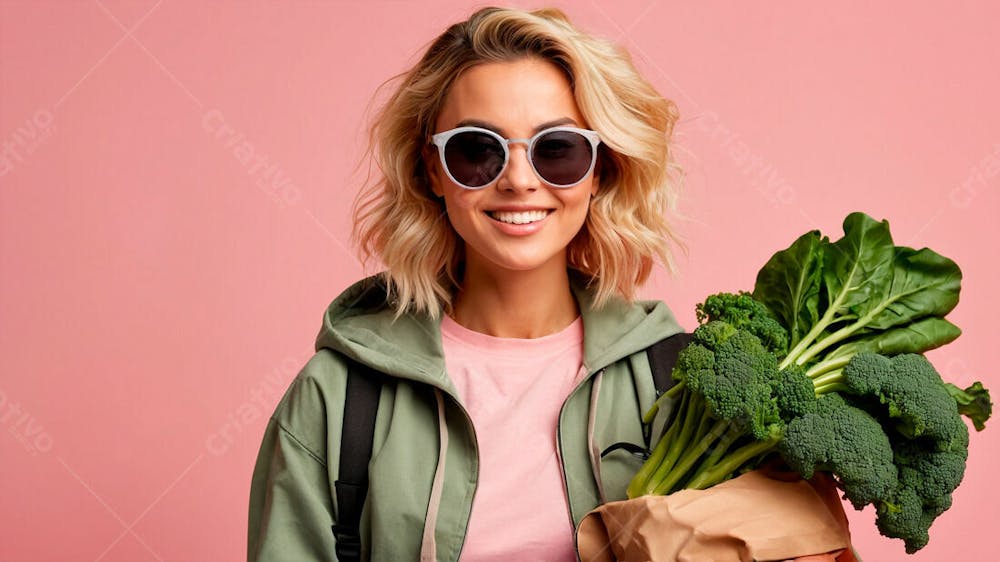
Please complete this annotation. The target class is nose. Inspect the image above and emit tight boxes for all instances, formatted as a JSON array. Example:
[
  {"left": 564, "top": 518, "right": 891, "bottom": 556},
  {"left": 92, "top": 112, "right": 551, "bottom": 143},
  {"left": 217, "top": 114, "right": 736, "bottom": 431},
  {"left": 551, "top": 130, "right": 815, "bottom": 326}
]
[{"left": 497, "top": 141, "right": 540, "bottom": 193}]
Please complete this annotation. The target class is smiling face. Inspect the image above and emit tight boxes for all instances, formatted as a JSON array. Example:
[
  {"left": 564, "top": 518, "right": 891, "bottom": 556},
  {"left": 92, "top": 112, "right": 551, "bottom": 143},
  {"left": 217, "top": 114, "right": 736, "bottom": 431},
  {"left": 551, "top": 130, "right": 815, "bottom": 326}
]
[{"left": 427, "top": 57, "right": 598, "bottom": 281}]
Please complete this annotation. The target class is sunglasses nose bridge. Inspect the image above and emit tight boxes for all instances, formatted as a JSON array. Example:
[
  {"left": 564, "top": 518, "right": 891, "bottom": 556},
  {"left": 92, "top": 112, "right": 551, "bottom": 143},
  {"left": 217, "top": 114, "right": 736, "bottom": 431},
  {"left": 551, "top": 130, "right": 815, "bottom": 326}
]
[
  {"left": 500, "top": 138, "right": 541, "bottom": 188},
  {"left": 503, "top": 137, "right": 531, "bottom": 155},
  {"left": 503, "top": 137, "right": 535, "bottom": 165}
]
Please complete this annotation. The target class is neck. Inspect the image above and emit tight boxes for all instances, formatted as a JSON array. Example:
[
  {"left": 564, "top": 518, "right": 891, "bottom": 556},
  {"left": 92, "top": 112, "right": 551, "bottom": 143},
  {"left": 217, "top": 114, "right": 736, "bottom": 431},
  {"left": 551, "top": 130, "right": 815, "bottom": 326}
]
[{"left": 450, "top": 256, "right": 580, "bottom": 339}]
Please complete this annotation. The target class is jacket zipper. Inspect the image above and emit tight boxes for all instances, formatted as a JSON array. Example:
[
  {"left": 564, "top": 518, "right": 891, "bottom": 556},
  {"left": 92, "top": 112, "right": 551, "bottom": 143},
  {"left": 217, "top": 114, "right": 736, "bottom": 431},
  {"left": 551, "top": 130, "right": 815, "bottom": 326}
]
[
  {"left": 555, "top": 366, "right": 606, "bottom": 531},
  {"left": 432, "top": 381, "right": 480, "bottom": 562}
]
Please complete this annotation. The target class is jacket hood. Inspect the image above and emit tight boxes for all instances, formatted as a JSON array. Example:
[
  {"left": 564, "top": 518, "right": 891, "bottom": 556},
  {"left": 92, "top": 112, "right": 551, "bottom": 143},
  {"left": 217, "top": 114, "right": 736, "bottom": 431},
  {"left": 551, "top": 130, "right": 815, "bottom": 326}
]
[{"left": 314, "top": 271, "right": 685, "bottom": 394}]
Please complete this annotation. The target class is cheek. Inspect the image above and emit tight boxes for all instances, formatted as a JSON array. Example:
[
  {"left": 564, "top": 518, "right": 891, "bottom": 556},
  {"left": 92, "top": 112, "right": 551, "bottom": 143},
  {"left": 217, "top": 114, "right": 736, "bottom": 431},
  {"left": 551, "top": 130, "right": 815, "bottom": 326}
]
[
  {"left": 563, "top": 185, "right": 595, "bottom": 219},
  {"left": 444, "top": 189, "right": 481, "bottom": 214},
  {"left": 429, "top": 165, "right": 477, "bottom": 213},
  {"left": 440, "top": 190, "right": 486, "bottom": 243}
]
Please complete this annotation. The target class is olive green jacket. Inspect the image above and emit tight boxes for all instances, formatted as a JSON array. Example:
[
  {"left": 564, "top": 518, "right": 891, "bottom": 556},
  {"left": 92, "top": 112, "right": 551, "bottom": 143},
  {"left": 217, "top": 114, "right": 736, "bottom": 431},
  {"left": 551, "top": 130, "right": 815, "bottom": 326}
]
[{"left": 247, "top": 272, "right": 684, "bottom": 561}]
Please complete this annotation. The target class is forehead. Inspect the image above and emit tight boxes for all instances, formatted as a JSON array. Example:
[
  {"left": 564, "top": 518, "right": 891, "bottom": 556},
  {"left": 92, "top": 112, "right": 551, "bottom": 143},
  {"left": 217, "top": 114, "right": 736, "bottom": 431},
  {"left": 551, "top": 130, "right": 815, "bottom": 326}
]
[{"left": 435, "top": 58, "right": 585, "bottom": 134}]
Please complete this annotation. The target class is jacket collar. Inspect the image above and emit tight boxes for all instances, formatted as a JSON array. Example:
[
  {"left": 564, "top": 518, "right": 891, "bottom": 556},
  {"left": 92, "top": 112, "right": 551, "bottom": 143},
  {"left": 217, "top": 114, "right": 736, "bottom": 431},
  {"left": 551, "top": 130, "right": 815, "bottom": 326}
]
[
  {"left": 315, "top": 272, "right": 684, "bottom": 392},
  {"left": 568, "top": 272, "right": 685, "bottom": 374}
]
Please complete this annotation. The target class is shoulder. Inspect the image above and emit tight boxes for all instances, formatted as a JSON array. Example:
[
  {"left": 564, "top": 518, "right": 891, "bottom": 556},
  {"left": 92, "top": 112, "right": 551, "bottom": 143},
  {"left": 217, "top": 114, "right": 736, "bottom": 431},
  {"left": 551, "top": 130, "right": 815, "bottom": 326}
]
[
  {"left": 574, "top": 277, "right": 686, "bottom": 371},
  {"left": 269, "top": 348, "right": 352, "bottom": 463}
]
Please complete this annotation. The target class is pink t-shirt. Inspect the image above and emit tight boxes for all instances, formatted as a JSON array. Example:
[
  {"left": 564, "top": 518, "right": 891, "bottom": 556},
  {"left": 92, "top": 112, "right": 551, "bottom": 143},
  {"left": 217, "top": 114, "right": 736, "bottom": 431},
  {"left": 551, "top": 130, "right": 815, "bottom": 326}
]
[{"left": 440, "top": 314, "right": 587, "bottom": 562}]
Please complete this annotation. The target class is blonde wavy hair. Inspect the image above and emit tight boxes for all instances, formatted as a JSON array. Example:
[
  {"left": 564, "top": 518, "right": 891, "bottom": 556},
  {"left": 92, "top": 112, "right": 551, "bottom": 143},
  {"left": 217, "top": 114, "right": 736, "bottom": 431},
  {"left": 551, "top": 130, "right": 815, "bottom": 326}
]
[{"left": 352, "top": 6, "right": 682, "bottom": 320}]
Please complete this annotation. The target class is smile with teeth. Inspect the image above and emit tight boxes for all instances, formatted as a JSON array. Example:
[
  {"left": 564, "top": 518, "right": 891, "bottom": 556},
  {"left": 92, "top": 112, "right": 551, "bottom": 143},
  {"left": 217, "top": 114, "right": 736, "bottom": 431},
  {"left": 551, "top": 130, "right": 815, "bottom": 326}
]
[{"left": 487, "top": 209, "right": 552, "bottom": 224}]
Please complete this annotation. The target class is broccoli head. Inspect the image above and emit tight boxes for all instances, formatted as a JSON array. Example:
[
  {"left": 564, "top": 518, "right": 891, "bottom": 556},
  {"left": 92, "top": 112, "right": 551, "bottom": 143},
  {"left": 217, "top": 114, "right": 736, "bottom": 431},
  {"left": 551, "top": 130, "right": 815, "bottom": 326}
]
[
  {"left": 695, "top": 291, "right": 789, "bottom": 355},
  {"left": 672, "top": 342, "right": 715, "bottom": 380},
  {"left": 839, "top": 350, "right": 892, "bottom": 395},
  {"left": 778, "top": 393, "right": 898, "bottom": 509},
  {"left": 875, "top": 434, "right": 969, "bottom": 554},
  {"left": 690, "top": 319, "right": 737, "bottom": 349},
  {"left": 773, "top": 364, "right": 818, "bottom": 421},
  {"left": 876, "top": 487, "right": 929, "bottom": 554},
  {"left": 896, "top": 438, "right": 967, "bottom": 504},
  {"left": 681, "top": 324, "right": 782, "bottom": 440},
  {"left": 841, "top": 353, "right": 980, "bottom": 553},
  {"left": 843, "top": 352, "right": 969, "bottom": 446}
]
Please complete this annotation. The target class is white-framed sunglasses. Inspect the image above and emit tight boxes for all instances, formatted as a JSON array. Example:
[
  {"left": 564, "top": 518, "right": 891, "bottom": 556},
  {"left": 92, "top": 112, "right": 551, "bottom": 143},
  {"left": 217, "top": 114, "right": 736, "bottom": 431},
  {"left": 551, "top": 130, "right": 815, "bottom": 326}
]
[{"left": 430, "top": 125, "right": 602, "bottom": 189}]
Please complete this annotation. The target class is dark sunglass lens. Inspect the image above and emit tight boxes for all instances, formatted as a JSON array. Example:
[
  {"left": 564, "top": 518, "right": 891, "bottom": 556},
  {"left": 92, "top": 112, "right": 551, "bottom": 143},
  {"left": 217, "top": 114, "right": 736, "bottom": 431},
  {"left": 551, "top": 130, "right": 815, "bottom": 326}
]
[
  {"left": 532, "top": 131, "right": 593, "bottom": 186},
  {"left": 444, "top": 131, "right": 505, "bottom": 187}
]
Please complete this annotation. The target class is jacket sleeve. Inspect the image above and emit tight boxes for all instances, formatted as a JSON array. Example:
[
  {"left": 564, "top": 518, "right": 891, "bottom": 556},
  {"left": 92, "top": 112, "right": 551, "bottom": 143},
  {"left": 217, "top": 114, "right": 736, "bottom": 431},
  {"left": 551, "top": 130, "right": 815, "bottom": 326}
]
[{"left": 248, "top": 352, "right": 347, "bottom": 561}]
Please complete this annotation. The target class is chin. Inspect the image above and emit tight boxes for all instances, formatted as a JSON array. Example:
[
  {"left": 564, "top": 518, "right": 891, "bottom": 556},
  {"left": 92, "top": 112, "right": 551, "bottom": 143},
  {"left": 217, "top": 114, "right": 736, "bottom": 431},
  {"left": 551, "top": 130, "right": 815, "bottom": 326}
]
[{"left": 479, "top": 250, "right": 568, "bottom": 275}]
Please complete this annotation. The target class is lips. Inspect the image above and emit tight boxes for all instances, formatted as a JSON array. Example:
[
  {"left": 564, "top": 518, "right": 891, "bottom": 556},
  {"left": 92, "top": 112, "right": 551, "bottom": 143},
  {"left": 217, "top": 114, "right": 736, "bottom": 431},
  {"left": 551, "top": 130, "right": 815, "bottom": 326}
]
[{"left": 486, "top": 209, "right": 553, "bottom": 224}]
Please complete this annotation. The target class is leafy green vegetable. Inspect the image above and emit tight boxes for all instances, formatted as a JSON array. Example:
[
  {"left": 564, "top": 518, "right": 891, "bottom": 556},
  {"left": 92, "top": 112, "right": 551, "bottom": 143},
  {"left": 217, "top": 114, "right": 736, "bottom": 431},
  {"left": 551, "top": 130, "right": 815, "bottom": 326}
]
[
  {"left": 944, "top": 381, "right": 993, "bottom": 431},
  {"left": 752, "top": 229, "right": 823, "bottom": 350},
  {"left": 752, "top": 213, "right": 962, "bottom": 374},
  {"left": 627, "top": 212, "right": 992, "bottom": 554}
]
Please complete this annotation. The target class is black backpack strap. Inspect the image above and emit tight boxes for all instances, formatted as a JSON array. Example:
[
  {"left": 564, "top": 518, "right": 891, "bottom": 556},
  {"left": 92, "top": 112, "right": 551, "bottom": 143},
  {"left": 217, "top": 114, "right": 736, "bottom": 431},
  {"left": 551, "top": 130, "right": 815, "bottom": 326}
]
[
  {"left": 331, "top": 359, "right": 382, "bottom": 562},
  {"left": 646, "top": 331, "right": 694, "bottom": 396},
  {"left": 600, "top": 331, "right": 694, "bottom": 459}
]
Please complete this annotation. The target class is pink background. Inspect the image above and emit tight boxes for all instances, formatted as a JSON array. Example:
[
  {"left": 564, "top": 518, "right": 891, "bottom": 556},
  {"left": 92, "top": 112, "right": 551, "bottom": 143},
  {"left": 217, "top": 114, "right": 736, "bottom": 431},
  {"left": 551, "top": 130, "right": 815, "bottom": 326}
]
[{"left": 1, "top": 1, "right": 997, "bottom": 560}]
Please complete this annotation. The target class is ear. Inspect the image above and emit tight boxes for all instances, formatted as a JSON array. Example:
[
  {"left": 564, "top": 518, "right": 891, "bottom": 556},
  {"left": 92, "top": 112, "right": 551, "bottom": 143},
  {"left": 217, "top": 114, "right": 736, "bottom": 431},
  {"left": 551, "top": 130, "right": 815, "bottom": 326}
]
[{"left": 423, "top": 145, "right": 445, "bottom": 198}]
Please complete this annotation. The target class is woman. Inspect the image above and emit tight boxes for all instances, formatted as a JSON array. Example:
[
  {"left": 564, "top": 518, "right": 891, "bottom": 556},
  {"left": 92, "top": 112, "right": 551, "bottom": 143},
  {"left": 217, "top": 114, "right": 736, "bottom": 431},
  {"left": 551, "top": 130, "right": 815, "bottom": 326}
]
[{"left": 248, "top": 7, "right": 850, "bottom": 561}]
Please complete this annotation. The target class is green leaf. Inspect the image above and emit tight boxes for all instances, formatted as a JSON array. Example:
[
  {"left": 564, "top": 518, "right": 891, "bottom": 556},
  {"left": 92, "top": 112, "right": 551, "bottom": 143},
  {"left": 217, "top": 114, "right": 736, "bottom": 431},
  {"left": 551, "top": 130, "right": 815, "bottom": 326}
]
[
  {"left": 780, "top": 213, "right": 898, "bottom": 365},
  {"left": 828, "top": 317, "right": 961, "bottom": 358},
  {"left": 822, "top": 212, "right": 896, "bottom": 317},
  {"left": 753, "top": 230, "right": 824, "bottom": 349},
  {"left": 944, "top": 381, "right": 993, "bottom": 431},
  {"left": 864, "top": 246, "right": 962, "bottom": 330}
]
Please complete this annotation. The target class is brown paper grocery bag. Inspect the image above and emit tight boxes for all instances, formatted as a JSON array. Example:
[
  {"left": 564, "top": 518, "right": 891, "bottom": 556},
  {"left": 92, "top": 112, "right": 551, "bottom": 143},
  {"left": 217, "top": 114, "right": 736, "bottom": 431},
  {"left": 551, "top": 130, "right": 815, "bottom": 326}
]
[{"left": 577, "top": 470, "right": 850, "bottom": 562}]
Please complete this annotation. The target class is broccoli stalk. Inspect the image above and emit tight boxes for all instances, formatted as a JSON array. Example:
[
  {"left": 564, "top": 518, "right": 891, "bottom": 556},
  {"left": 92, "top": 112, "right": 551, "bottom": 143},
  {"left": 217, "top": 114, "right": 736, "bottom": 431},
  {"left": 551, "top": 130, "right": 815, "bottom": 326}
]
[
  {"left": 628, "top": 316, "right": 791, "bottom": 497},
  {"left": 684, "top": 427, "right": 782, "bottom": 490},
  {"left": 631, "top": 375, "right": 738, "bottom": 496}
]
